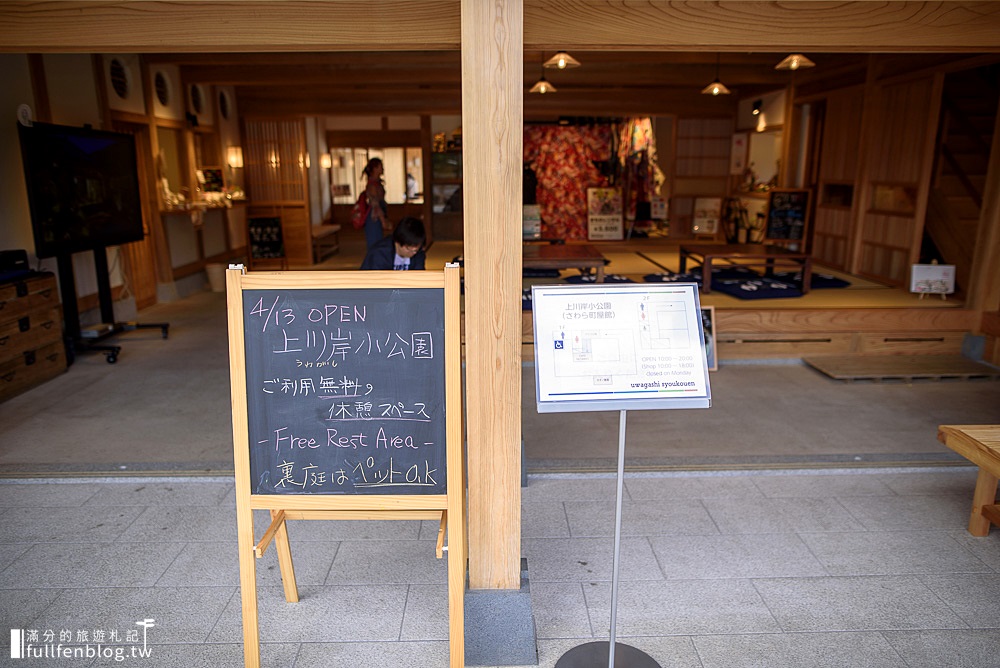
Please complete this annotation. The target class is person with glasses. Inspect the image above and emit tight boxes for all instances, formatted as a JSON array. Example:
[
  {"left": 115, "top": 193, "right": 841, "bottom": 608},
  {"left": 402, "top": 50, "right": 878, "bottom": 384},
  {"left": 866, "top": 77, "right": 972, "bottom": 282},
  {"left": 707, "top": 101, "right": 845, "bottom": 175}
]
[{"left": 360, "top": 216, "right": 427, "bottom": 271}]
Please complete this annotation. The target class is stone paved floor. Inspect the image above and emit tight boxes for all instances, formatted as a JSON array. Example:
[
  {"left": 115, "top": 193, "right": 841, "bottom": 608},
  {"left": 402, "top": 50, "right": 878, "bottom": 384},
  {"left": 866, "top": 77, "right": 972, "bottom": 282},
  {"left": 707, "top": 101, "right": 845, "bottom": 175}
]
[{"left": 3, "top": 467, "right": 1000, "bottom": 667}]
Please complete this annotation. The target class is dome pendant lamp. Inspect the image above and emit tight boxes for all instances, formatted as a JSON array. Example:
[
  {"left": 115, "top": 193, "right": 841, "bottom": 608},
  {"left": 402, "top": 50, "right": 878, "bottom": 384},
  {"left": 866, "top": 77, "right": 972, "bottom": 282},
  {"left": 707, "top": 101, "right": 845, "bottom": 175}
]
[
  {"left": 543, "top": 51, "right": 581, "bottom": 70},
  {"left": 529, "top": 76, "right": 556, "bottom": 94},
  {"left": 529, "top": 55, "right": 557, "bottom": 94},
  {"left": 775, "top": 53, "right": 815, "bottom": 71},
  {"left": 701, "top": 54, "right": 731, "bottom": 96}
]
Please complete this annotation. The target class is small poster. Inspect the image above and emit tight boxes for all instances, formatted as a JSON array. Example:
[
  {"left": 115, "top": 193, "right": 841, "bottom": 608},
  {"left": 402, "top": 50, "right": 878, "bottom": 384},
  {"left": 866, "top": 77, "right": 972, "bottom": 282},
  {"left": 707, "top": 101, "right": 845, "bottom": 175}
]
[
  {"left": 523, "top": 204, "right": 541, "bottom": 240},
  {"left": 910, "top": 264, "right": 955, "bottom": 295},
  {"left": 692, "top": 197, "right": 721, "bottom": 235},
  {"left": 587, "top": 187, "right": 624, "bottom": 240},
  {"left": 730, "top": 133, "right": 749, "bottom": 175},
  {"left": 650, "top": 195, "right": 668, "bottom": 221}
]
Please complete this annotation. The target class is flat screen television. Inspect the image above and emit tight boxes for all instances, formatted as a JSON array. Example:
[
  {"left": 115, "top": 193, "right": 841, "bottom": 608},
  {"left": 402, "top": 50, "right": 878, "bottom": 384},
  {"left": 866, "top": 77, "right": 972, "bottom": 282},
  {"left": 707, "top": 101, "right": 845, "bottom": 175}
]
[{"left": 17, "top": 121, "right": 145, "bottom": 258}]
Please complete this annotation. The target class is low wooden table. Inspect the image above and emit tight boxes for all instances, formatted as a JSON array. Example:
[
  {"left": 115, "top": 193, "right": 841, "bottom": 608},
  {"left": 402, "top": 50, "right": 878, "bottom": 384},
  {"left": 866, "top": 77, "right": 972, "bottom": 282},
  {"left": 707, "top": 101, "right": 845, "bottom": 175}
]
[
  {"left": 938, "top": 425, "right": 1000, "bottom": 536},
  {"left": 679, "top": 243, "right": 813, "bottom": 294},
  {"left": 523, "top": 243, "right": 606, "bottom": 282}
]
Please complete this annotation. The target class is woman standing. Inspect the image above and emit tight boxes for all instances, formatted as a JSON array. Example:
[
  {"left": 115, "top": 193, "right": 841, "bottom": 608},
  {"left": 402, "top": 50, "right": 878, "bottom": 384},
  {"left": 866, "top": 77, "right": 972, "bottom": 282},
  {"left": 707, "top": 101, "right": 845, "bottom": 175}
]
[{"left": 362, "top": 157, "right": 390, "bottom": 249}]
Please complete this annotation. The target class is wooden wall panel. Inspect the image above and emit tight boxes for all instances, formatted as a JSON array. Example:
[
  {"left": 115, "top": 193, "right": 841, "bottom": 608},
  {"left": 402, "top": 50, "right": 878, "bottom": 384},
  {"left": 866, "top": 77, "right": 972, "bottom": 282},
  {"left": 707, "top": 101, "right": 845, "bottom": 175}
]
[
  {"left": 243, "top": 118, "right": 312, "bottom": 265},
  {"left": 812, "top": 208, "right": 852, "bottom": 269},
  {"left": 247, "top": 205, "right": 311, "bottom": 266},
  {"left": 867, "top": 79, "right": 936, "bottom": 183},
  {"left": 671, "top": 117, "right": 733, "bottom": 238},
  {"left": 819, "top": 87, "right": 864, "bottom": 182},
  {"left": 811, "top": 87, "right": 864, "bottom": 268},
  {"left": 715, "top": 307, "right": 975, "bottom": 333},
  {"left": 857, "top": 76, "right": 942, "bottom": 284},
  {"left": 243, "top": 118, "right": 307, "bottom": 204}
]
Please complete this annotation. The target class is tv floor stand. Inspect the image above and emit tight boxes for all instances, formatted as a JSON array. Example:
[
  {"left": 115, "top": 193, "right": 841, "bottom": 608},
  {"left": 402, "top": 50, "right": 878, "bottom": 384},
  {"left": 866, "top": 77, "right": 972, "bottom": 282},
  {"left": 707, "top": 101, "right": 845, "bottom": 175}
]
[{"left": 58, "top": 249, "right": 170, "bottom": 365}]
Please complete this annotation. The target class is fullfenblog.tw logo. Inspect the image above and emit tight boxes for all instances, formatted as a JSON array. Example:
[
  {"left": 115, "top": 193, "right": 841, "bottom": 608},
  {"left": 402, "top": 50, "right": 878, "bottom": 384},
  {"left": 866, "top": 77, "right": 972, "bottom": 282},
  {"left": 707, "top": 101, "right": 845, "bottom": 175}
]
[{"left": 10, "top": 619, "right": 154, "bottom": 662}]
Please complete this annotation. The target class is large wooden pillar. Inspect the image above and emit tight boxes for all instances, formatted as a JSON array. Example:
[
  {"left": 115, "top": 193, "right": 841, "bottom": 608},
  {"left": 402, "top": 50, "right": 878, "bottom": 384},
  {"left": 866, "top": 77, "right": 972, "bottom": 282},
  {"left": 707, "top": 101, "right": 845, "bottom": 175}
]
[{"left": 461, "top": 0, "right": 523, "bottom": 590}]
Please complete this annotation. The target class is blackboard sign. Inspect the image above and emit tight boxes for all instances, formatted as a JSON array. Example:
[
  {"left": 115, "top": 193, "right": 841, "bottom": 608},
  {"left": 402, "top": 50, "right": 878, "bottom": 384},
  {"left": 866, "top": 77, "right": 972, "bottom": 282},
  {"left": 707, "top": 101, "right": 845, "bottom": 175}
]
[
  {"left": 242, "top": 287, "right": 446, "bottom": 495},
  {"left": 248, "top": 217, "right": 285, "bottom": 259},
  {"left": 227, "top": 267, "right": 466, "bottom": 668},
  {"left": 765, "top": 189, "right": 811, "bottom": 242}
]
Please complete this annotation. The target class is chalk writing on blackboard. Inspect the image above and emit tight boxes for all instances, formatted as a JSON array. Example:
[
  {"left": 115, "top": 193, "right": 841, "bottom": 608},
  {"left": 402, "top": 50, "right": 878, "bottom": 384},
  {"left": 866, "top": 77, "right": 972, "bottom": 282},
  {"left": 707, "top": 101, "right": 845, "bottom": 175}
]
[
  {"left": 248, "top": 217, "right": 285, "bottom": 259},
  {"left": 243, "top": 288, "right": 446, "bottom": 495},
  {"left": 765, "top": 190, "right": 810, "bottom": 242}
]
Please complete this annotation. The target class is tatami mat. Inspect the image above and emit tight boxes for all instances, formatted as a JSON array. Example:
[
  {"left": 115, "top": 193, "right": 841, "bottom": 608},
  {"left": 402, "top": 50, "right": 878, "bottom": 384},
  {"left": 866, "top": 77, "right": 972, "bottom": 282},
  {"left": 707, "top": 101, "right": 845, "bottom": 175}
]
[{"left": 322, "top": 234, "right": 961, "bottom": 310}]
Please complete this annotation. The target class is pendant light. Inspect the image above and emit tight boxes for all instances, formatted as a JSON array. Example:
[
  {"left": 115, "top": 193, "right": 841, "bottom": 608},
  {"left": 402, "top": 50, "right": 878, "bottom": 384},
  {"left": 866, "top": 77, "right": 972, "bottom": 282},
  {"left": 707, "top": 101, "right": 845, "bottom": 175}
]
[
  {"left": 543, "top": 51, "right": 580, "bottom": 70},
  {"left": 775, "top": 53, "right": 815, "bottom": 71},
  {"left": 529, "top": 56, "right": 556, "bottom": 94},
  {"left": 701, "top": 54, "right": 730, "bottom": 96},
  {"left": 529, "top": 77, "right": 556, "bottom": 94}
]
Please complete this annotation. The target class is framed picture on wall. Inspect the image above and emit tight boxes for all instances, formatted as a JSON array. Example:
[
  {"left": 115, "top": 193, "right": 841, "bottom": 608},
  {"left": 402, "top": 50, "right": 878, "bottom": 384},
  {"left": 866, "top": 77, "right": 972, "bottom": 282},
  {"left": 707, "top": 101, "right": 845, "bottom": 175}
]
[
  {"left": 692, "top": 197, "right": 721, "bottom": 235},
  {"left": 701, "top": 306, "right": 717, "bottom": 371},
  {"left": 587, "top": 187, "right": 624, "bottom": 240}
]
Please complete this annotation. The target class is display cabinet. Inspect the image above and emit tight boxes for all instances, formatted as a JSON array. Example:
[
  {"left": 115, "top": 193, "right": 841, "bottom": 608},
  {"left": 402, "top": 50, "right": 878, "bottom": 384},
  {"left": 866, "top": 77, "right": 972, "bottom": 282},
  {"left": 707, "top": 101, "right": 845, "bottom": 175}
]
[
  {"left": 431, "top": 150, "right": 463, "bottom": 240},
  {"left": 0, "top": 272, "right": 66, "bottom": 403}
]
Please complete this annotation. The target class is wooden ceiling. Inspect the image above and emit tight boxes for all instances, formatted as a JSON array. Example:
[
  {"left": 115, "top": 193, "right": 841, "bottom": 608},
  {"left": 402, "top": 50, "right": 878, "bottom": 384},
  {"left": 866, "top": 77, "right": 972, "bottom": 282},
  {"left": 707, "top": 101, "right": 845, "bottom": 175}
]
[
  {"left": 144, "top": 50, "right": 880, "bottom": 118},
  {"left": 143, "top": 50, "right": 995, "bottom": 119}
]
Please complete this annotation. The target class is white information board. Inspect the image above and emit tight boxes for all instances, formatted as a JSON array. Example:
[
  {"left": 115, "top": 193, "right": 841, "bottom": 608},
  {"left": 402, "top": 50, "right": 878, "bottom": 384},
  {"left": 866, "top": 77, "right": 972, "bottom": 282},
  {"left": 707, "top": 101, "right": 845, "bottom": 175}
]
[
  {"left": 910, "top": 263, "right": 955, "bottom": 295},
  {"left": 532, "top": 283, "right": 712, "bottom": 413}
]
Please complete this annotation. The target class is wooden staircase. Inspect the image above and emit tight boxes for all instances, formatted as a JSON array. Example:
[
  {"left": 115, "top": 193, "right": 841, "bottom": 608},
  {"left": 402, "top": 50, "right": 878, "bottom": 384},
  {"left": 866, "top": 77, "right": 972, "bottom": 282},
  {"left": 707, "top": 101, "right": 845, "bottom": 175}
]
[{"left": 925, "top": 65, "right": 1000, "bottom": 293}]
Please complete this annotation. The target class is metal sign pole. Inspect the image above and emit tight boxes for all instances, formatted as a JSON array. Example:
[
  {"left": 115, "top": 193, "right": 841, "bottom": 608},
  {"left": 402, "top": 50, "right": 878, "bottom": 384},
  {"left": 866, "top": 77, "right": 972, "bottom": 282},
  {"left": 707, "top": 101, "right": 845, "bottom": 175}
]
[
  {"left": 554, "top": 409, "right": 660, "bottom": 668},
  {"left": 537, "top": 282, "right": 709, "bottom": 668},
  {"left": 608, "top": 409, "right": 627, "bottom": 667}
]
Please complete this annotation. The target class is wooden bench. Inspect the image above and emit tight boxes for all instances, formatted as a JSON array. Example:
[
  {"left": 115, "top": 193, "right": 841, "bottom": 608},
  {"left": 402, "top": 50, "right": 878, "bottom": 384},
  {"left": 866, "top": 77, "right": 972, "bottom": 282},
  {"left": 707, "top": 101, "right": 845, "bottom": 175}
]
[
  {"left": 937, "top": 424, "right": 1000, "bottom": 536},
  {"left": 311, "top": 224, "right": 341, "bottom": 263}
]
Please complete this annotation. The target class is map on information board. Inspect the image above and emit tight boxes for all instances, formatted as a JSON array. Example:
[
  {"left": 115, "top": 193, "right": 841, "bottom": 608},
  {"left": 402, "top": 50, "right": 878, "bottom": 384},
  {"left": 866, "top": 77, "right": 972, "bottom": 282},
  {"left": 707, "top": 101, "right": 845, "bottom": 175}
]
[{"left": 532, "top": 283, "right": 712, "bottom": 413}]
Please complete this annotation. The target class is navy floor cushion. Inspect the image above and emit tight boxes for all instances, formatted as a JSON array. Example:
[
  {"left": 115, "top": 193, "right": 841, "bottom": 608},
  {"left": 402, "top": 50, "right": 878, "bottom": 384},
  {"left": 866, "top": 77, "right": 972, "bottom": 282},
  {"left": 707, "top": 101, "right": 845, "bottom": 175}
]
[
  {"left": 711, "top": 276, "right": 803, "bottom": 300},
  {"left": 644, "top": 272, "right": 703, "bottom": 286},
  {"left": 564, "top": 274, "right": 635, "bottom": 284},
  {"left": 523, "top": 268, "right": 562, "bottom": 278}
]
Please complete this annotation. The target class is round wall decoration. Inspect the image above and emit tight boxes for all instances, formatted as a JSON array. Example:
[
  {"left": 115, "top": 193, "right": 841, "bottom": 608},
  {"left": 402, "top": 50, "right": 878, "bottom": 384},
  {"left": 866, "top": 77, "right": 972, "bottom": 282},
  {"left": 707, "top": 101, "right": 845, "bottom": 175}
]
[{"left": 109, "top": 58, "right": 130, "bottom": 100}]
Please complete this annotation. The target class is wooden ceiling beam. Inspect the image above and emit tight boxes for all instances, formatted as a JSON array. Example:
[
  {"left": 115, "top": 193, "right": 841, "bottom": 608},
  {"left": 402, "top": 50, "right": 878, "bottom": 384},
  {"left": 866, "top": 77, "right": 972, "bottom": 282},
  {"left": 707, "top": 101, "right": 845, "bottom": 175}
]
[
  {"left": 182, "top": 64, "right": 464, "bottom": 86},
  {"left": 237, "top": 86, "right": 741, "bottom": 118},
  {"left": 0, "top": 1, "right": 461, "bottom": 52},
  {"left": 524, "top": 1, "right": 1000, "bottom": 51},
  {"left": 4, "top": 1, "right": 1000, "bottom": 54},
  {"left": 525, "top": 91, "right": 739, "bottom": 118},
  {"left": 238, "top": 90, "right": 464, "bottom": 116},
  {"left": 175, "top": 52, "right": 867, "bottom": 91},
  {"left": 149, "top": 52, "right": 462, "bottom": 66}
]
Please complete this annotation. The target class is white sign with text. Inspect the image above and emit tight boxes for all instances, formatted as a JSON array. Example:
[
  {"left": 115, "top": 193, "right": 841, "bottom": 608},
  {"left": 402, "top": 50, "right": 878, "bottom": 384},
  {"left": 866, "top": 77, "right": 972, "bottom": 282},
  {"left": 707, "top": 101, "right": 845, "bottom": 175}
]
[{"left": 532, "top": 283, "right": 711, "bottom": 413}]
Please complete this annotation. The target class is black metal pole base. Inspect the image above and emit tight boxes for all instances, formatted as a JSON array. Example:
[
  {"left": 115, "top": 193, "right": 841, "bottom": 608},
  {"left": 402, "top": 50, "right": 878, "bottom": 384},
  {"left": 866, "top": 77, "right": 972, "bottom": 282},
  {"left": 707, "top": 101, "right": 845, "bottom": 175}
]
[{"left": 555, "top": 641, "right": 661, "bottom": 668}]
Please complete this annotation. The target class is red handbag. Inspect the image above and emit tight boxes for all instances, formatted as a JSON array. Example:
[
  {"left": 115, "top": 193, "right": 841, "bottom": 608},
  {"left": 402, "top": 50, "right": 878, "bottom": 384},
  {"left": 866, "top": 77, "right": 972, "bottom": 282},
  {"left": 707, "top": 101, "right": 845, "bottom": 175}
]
[{"left": 350, "top": 193, "right": 369, "bottom": 230}]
